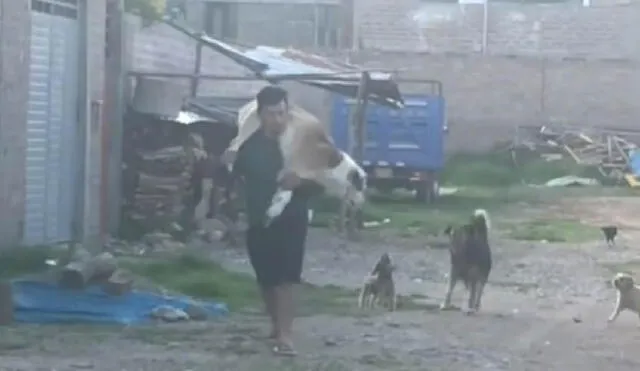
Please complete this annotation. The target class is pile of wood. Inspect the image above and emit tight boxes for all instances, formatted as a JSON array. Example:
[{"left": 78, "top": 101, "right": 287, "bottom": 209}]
[
  {"left": 121, "top": 109, "right": 202, "bottom": 238},
  {"left": 58, "top": 252, "right": 134, "bottom": 296},
  {"left": 515, "top": 124, "right": 639, "bottom": 179}
]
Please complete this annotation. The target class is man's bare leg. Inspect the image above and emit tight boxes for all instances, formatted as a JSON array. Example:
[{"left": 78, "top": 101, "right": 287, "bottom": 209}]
[
  {"left": 261, "top": 287, "right": 278, "bottom": 338},
  {"left": 274, "top": 284, "right": 296, "bottom": 351}
]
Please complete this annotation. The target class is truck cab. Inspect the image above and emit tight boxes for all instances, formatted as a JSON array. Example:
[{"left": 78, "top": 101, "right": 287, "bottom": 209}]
[{"left": 331, "top": 83, "right": 446, "bottom": 203}]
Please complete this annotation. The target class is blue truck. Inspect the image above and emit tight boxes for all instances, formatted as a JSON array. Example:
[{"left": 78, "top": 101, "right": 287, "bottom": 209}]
[{"left": 330, "top": 83, "right": 446, "bottom": 203}]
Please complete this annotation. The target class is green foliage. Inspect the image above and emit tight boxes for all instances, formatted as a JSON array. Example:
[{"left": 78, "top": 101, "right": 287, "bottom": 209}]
[
  {"left": 0, "top": 246, "right": 63, "bottom": 280},
  {"left": 124, "top": 253, "right": 355, "bottom": 314},
  {"left": 441, "top": 150, "right": 605, "bottom": 187},
  {"left": 124, "top": 0, "right": 166, "bottom": 23},
  {"left": 505, "top": 219, "right": 600, "bottom": 243}
]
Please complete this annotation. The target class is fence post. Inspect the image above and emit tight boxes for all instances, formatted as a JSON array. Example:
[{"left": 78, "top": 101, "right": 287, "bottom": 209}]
[{"left": 191, "top": 38, "right": 203, "bottom": 97}]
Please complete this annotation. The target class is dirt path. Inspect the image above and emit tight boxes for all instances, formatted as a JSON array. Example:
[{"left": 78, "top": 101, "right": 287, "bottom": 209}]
[{"left": 3, "top": 197, "right": 640, "bottom": 370}]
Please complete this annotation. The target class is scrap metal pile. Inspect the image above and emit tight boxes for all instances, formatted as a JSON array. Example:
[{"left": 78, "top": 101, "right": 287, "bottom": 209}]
[{"left": 515, "top": 124, "right": 640, "bottom": 180}]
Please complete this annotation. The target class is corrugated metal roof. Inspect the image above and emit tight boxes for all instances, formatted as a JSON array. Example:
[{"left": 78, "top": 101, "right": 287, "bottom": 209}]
[{"left": 165, "top": 20, "right": 404, "bottom": 108}]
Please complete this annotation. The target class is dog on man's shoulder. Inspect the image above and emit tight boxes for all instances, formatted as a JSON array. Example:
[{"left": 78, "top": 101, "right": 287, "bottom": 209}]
[
  {"left": 608, "top": 272, "right": 640, "bottom": 323},
  {"left": 357, "top": 253, "right": 397, "bottom": 311},
  {"left": 440, "top": 209, "right": 492, "bottom": 315}
]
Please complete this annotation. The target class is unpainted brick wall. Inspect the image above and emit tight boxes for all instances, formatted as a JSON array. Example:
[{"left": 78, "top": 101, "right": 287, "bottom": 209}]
[
  {"left": 357, "top": 0, "right": 640, "bottom": 59},
  {"left": 0, "top": 0, "right": 30, "bottom": 249},
  {"left": 334, "top": 51, "right": 640, "bottom": 153},
  {"left": 128, "top": 2, "right": 640, "bottom": 153}
]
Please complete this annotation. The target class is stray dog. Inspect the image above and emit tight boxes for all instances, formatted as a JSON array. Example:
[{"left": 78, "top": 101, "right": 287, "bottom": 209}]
[
  {"left": 357, "top": 253, "right": 397, "bottom": 311},
  {"left": 608, "top": 272, "right": 640, "bottom": 322},
  {"left": 601, "top": 226, "right": 618, "bottom": 247},
  {"left": 440, "top": 209, "right": 492, "bottom": 314}
]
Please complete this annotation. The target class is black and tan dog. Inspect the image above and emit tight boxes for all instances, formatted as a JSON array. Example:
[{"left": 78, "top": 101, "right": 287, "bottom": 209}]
[
  {"left": 601, "top": 225, "right": 618, "bottom": 247},
  {"left": 358, "top": 253, "right": 397, "bottom": 311},
  {"left": 441, "top": 209, "right": 492, "bottom": 314}
]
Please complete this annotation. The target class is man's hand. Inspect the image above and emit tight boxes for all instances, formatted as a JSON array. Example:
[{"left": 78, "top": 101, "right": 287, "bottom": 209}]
[
  {"left": 221, "top": 149, "right": 237, "bottom": 165},
  {"left": 279, "top": 172, "right": 302, "bottom": 190}
]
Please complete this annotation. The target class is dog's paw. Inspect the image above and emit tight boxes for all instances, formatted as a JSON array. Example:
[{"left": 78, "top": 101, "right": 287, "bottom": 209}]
[{"left": 265, "top": 190, "right": 293, "bottom": 222}]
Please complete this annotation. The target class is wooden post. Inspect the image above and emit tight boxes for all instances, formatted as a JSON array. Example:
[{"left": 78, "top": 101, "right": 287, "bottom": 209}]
[
  {"left": 340, "top": 72, "right": 370, "bottom": 240},
  {"left": 190, "top": 38, "right": 204, "bottom": 97},
  {"left": 0, "top": 282, "right": 13, "bottom": 325}
]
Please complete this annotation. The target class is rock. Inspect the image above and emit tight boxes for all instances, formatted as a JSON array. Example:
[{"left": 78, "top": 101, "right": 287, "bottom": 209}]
[
  {"left": 184, "top": 303, "right": 209, "bottom": 321},
  {"left": 150, "top": 305, "right": 189, "bottom": 322}
]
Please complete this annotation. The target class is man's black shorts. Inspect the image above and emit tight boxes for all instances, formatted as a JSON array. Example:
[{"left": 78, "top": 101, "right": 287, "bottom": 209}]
[{"left": 245, "top": 203, "right": 308, "bottom": 288}]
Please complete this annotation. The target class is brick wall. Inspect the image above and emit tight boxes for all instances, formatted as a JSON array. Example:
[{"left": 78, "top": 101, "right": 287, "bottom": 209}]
[
  {"left": 0, "top": 0, "right": 30, "bottom": 249},
  {"left": 358, "top": 0, "right": 640, "bottom": 59},
  {"left": 128, "top": 1, "right": 640, "bottom": 153},
  {"left": 336, "top": 51, "right": 640, "bottom": 152}
]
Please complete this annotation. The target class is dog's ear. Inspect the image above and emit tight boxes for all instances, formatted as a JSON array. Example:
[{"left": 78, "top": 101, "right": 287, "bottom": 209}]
[{"left": 444, "top": 225, "right": 453, "bottom": 236}]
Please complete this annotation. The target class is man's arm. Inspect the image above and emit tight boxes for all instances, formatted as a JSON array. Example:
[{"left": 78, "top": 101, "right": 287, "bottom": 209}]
[{"left": 295, "top": 179, "right": 324, "bottom": 199}]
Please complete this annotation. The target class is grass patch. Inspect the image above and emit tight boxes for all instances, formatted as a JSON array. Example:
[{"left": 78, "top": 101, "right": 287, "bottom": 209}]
[
  {"left": 311, "top": 186, "right": 552, "bottom": 237},
  {"left": 504, "top": 219, "right": 600, "bottom": 243},
  {"left": 123, "top": 253, "right": 358, "bottom": 315},
  {"left": 125, "top": 254, "right": 429, "bottom": 315},
  {"left": 309, "top": 149, "right": 637, "bottom": 239},
  {"left": 441, "top": 150, "right": 608, "bottom": 187},
  {"left": 0, "top": 246, "right": 64, "bottom": 280}
]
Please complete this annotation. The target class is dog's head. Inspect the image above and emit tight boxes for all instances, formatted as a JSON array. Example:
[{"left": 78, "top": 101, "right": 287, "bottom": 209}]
[
  {"left": 333, "top": 151, "right": 367, "bottom": 209},
  {"left": 613, "top": 272, "right": 635, "bottom": 291},
  {"left": 373, "top": 252, "right": 394, "bottom": 276}
]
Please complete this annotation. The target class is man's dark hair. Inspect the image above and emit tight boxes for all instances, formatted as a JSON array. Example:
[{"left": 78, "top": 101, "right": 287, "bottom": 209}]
[{"left": 256, "top": 85, "right": 288, "bottom": 112}]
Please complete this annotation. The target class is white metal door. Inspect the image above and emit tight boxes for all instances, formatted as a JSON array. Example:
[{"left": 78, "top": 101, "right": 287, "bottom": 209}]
[{"left": 24, "top": 0, "right": 80, "bottom": 245}]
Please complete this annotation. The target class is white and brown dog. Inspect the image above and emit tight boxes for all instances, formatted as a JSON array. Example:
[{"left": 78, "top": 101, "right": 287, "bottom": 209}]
[
  {"left": 224, "top": 99, "right": 367, "bottom": 226},
  {"left": 608, "top": 272, "right": 640, "bottom": 323},
  {"left": 358, "top": 253, "right": 397, "bottom": 311}
]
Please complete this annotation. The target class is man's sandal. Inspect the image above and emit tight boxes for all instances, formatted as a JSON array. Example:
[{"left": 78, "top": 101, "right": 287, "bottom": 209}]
[{"left": 272, "top": 344, "right": 297, "bottom": 357}]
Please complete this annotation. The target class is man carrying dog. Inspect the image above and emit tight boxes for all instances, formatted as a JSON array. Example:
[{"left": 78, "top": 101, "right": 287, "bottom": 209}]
[{"left": 225, "top": 85, "right": 320, "bottom": 356}]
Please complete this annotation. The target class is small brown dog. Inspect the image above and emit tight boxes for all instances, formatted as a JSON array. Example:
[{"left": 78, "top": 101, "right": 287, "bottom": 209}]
[
  {"left": 358, "top": 253, "right": 397, "bottom": 311},
  {"left": 441, "top": 209, "right": 492, "bottom": 314},
  {"left": 608, "top": 272, "right": 640, "bottom": 322}
]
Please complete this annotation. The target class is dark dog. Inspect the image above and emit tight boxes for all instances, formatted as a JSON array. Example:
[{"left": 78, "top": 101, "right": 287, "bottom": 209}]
[
  {"left": 601, "top": 226, "right": 618, "bottom": 247},
  {"left": 441, "top": 209, "right": 492, "bottom": 314},
  {"left": 358, "top": 253, "right": 397, "bottom": 311}
]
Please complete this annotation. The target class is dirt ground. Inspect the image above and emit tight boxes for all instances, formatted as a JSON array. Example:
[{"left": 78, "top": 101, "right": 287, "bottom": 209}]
[{"left": 3, "top": 197, "right": 640, "bottom": 371}]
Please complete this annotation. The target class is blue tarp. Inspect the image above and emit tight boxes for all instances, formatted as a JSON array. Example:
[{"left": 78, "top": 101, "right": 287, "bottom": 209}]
[{"left": 11, "top": 280, "right": 228, "bottom": 325}]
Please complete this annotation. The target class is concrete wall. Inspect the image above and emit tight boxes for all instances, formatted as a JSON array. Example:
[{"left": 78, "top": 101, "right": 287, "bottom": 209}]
[{"left": 0, "top": 0, "right": 30, "bottom": 248}]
